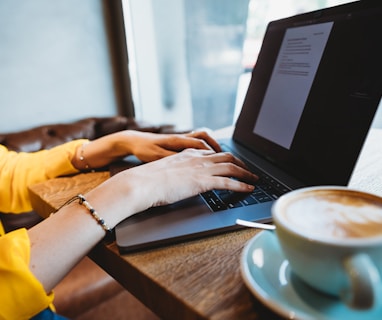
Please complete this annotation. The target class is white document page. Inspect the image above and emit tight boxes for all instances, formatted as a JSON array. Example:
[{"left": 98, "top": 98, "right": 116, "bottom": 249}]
[{"left": 253, "top": 22, "right": 333, "bottom": 149}]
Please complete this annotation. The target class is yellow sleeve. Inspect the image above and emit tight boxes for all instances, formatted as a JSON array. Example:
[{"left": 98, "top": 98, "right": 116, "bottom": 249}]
[
  {"left": 0, "top": 228, "right": 54, "bottom": 319},
  {"left": 0, "top": 140, "right": 87, "bottom": 213}
]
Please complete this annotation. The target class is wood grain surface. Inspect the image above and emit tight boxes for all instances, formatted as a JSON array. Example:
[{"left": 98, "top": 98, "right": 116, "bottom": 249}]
[{"left": 29, "top": 171, "right": 110, "bottom": 218}]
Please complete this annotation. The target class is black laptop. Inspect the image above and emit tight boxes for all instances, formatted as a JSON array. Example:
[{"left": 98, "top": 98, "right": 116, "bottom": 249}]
[{"left": 115, "top": 0, "right": 382, "bottom": 253}]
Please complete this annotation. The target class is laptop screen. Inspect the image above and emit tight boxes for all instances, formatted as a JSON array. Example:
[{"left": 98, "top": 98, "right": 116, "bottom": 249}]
[{"left": 234, "top": 0, "right": 382, "bottom": 186}]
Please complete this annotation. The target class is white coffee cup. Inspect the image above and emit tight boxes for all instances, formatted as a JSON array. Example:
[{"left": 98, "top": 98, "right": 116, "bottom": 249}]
[{"left": 272, "top": 186, "right": 382, "bottom": 310}]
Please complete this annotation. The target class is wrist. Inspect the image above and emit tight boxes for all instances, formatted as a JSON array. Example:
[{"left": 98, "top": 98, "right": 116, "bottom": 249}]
[
  {"left": 73, "top": 142, "right": 94, "bottom": 171},
  {"left": 79, "top": 142, "right": 92, "bottom": 170},
  {"left": 86, "top": 171, "right": 152, "bottom": 227}
]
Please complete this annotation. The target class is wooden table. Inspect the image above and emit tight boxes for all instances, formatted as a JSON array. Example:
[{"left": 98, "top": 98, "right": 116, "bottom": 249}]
[{"left": 28, "top": 127, "right": 382, "bottom": 320}]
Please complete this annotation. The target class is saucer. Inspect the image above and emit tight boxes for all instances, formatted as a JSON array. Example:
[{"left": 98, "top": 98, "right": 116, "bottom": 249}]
[{"left": 240, "top": 230, "right": 382, "bottom": 320}]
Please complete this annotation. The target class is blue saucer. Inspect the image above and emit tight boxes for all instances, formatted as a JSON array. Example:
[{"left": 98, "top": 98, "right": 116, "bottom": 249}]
[{"left": 240, "top": 230, "right": 382, "bottom": 320}]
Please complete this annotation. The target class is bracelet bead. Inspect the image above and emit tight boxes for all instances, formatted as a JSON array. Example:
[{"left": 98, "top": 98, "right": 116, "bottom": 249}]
[
  {"left": 55, "top": 194, "right": 112, "bottom": 234},
  {"left": 77, "top": 194, "right": 112, "bottom": 233},
  {"left": 79, "top": 142, "right": 91, "bottom": 170}
]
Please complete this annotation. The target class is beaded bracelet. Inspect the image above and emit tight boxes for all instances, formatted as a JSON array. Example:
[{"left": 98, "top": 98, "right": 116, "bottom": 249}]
[
  {"left": 79, "top": 142, "right": 91, "bottom": 170},
  {"left": 55, "top": 194, "right": 112, "bottom": 234}
]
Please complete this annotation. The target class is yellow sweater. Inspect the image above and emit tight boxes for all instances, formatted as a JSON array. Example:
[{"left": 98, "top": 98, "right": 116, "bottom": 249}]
[
  {"left": 0, "top": 140, "right": 86, "bottom": 214},
  {"left": 0, "top": 140, "right": 86, "bottom": 318},
  {"left": 0, "top": 228, "right": 54, "bottom": 319}
]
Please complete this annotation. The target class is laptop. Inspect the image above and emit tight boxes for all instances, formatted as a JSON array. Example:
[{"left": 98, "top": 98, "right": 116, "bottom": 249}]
[{"left": 115, "top": 0, "right": 382, "bottom": 253}]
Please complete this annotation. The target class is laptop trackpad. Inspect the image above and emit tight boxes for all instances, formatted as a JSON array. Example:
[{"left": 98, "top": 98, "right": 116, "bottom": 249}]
[{"left": 115, "top": 194, "right": 272, "bottom": 253}]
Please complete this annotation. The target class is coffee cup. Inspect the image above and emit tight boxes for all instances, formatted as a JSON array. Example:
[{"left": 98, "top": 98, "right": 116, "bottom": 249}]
[{"left": 272, "top": 186, "right": 382, "bottom": 310}]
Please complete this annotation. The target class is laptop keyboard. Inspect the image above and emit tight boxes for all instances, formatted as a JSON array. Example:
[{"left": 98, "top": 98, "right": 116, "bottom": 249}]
[
  {"left": 201, "top": 142, "right": 290, "bottom": 212},
  {"left": 201, "top": 175, "right": 289, "bottom": 212}
]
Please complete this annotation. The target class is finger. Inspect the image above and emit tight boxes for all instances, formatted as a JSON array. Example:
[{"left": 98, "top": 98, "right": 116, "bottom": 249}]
[
  {"left": 208, "top": 162, "right": 258, "bottom": 183},
  {"left": 187, "top": 131, "right": 222, "bottom": 152},
  {"left": 204, "top": 152, "right": 253, "bottom": 172},
  {"left": 158, "top": 136, "right": 216, "bottom": 152},
  {"left": 195, "top": 175, "right": 255, "bottom": 194},
  {"left": 212, "top": 176, "right": 256, "bottom": 192}
]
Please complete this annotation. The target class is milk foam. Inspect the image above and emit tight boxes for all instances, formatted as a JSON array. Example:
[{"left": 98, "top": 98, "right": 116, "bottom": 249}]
[{"left": 282, "top": 192, "right": 382, "bottom": 239}]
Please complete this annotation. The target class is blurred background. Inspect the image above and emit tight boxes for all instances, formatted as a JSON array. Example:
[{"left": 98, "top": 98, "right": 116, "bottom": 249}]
[
  {"left": 123, "top": 0, "right": 382, "bottom": 130},
  {"left": 1, "top": 0, "right": 380, "bottom": 132}
]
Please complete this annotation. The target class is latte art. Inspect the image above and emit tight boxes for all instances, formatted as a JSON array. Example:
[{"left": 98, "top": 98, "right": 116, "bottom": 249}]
[
  {"left": 273, "top": 187, "right": 382, "bottom": 310},
  {"left": 282, "top": 190, "right": 382, "bottom": 239}
]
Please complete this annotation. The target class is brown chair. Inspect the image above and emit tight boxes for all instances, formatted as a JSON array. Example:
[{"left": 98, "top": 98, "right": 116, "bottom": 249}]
[{"left": 0, "top": 116, "right": 167, "bottom": 319}]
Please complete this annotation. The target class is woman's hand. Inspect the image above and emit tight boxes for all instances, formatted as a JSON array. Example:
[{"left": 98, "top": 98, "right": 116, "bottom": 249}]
[
  {"left": 89, "top": 149, "right": 258, "bottom": 226},
  {"left": 113, "top": 130, "right": 222, "bottom": 162},
  {"left": 73, "top": 130, "right": 223, "bottom": 170},
  {"left": 137, "top": 149, "right": 256, "bottom": 206}
]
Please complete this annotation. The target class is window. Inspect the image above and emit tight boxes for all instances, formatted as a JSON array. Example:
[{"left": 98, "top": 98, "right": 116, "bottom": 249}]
[{"left": 122, "top": 0, "right": 353, "bottom": 131}]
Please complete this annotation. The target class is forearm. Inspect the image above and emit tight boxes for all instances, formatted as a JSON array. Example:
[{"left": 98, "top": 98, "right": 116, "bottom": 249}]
[
  {"left": 28, "top": 202, "right": 105, "bottom": 293},
  {"left": 27, "top": 176, "right": 141, "bottom": 293}
]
